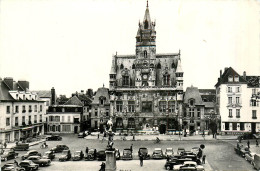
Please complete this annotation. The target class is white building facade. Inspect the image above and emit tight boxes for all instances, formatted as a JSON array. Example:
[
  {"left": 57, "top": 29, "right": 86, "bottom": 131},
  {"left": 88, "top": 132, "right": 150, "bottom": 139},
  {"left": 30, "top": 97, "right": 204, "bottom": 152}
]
[
  {"left": 0, "top": 78, "right": 45, "bottom": 142},
  {"left": 216, "top": 68, "right": 260, "bottom": 134}
]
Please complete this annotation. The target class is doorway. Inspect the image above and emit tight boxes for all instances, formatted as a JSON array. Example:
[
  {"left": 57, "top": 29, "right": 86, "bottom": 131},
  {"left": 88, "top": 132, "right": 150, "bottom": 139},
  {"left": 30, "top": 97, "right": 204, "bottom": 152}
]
[
  {"left": 74, "top": 126, "right": 78, "bottom": 133},
  {"left": 159, "top": 124, "right": 166, "bottom": 134},
  {"left": 252, "top": 123, "right": 256, "bottom": 134}
]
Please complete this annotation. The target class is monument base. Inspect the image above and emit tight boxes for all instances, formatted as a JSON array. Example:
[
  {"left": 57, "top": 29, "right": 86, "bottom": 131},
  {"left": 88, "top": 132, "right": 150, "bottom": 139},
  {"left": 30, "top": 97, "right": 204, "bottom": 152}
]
[{"left": 105, "top": 150, "right": 116, "bottom": 171}]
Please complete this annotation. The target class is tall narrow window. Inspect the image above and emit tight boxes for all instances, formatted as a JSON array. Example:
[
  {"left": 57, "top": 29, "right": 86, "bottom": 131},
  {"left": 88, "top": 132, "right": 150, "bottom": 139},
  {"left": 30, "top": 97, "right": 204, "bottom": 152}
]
[
  {"left": 229, "top": 109, "right": 232, "bottom": 117},
  {"left": 168, "top": 101, "right": 175, "bottom": 113},
  {"left": 236, "top": 109, "right": 240, "bottom": 118},
  {"left": 15, "top": 106, "right": 19, "bottom": 113},
  {"left": 236, "top": 97, "right": 240, "bottom": 104},
  {"left": 252, "top": 110, "right": 257, "bottom": 119},
  {"left": 159, "top": 101, "right": 167, "bottom": 112},
  {"left": 197, "top": 108, "right": 201, "bottom": 118},
  {"left": 128, "top": 101, "right": 135, "bottom": 112},
  {"left": 228, "top": 97, "right": 232, "bottom": 104},
  {"left": 189, "top": 108, "right": 195, "bottom": 117},
  {"left": 228, "top": 87, "right": 232, "bottom": 93},
  {"left": 122, "top": 76, "right": 129, "bottom": 86},
  {"left": 116, "top": 101, "right": 123, "bottom": 112},
  {"left": 163, "top": 75, "right": 170, "bottom": 86}
]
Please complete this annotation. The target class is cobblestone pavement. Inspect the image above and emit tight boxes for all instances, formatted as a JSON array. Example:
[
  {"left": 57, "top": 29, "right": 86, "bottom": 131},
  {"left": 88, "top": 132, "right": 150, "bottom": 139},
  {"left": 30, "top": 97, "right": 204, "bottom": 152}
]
[{"left": 1, "top": 134, "right": 255, "bottom": 170}]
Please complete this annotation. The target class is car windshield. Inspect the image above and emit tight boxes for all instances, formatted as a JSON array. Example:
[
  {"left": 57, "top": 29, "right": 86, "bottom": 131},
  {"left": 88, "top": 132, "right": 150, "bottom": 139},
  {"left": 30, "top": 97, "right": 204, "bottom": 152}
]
[
  {"left": 166, "top": 149, "right": 173, "bottom": 152},
  {"left": 62, "top": 151, "right": 68, "bottom": 154},
  {"left": 99, "top": 151, "right": 105, "bottom": 155},
  {"left": 123, "top": 150, "right": 131, "bottom": 154},
  {"left": 154, "top": 150, "right": 162, "bottom": 154},
  {"left": 89, "top": 150, "right": 95, "bottom": 154},
  {"left": 3, "top": 151, "right": 9, "bottom": 155},
  {"left": 75, "top": 151, "right": 81, "bottom": 155},
  {"left": 140, "top": 149, "right": 148, "bottom": 153}
]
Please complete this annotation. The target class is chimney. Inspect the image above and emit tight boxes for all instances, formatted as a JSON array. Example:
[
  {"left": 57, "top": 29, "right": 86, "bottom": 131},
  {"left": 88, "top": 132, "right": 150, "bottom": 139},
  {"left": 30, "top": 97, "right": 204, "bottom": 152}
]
[
  {"left": 220, "top": 70, "right": 222, "bottom": 77},
  {"left": 224, "top": 67, "right": 228, "bottom": 71},
  {"left": 243, "top": 71, "right": 246, "bottom": 80},
  {"left": 18, "top": 80, "right": 29, "bottom": 91},
  {"left": 4, "top": 77, "right": 14, "bottom": 90},
  {"left": 51, "top": 87, "right": 56, "bottom": 105},
  {"left": 87, "top": 89, "right": 93, "bottom": 98}
]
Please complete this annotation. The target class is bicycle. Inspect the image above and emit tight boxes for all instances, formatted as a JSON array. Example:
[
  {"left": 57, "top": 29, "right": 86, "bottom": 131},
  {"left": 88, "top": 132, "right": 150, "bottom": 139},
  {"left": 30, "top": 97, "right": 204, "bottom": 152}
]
[{"left": 40, "top": 144, "right": 48, "bottom": 149}]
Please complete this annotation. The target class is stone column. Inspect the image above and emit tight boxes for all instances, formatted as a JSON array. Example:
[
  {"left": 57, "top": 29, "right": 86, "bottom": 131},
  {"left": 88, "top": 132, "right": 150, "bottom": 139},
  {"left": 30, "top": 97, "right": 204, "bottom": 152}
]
[{"left": 105, "top": 150, "right": 116, "bottom": 171}]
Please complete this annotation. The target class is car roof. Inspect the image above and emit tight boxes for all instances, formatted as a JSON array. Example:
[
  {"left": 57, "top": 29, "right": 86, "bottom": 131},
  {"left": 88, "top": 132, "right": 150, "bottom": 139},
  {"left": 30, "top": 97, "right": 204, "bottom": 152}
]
[
  {"left": 28, "top": 156, "right": 40, "bottom": 158},
  {"left": 166, "top": 148, "right": 173, "bottom": 150},
  {"left": 28, "top": 150, "right": 38, "bottom": 153},
  {"left": 154, "top": 148, "right": 162, "bottom": 150},
  {"left": 75, "top": 151, "right": 82, "bottom": 153},
  {"left": 178, "top": 147, "right": 185, "bottom": 149}
]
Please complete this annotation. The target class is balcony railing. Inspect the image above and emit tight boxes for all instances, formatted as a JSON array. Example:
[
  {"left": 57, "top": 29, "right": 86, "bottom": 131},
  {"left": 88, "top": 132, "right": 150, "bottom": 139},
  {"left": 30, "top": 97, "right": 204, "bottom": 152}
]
[{"left": 22, "top": 110, "right": 26, "bottom": 113}]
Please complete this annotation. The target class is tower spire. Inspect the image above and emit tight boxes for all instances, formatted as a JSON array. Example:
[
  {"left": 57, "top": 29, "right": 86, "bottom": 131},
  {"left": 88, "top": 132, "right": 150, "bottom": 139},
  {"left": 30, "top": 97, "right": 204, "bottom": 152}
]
[{"left": 147, "top": 0, "right": 149, "bottom": 8}]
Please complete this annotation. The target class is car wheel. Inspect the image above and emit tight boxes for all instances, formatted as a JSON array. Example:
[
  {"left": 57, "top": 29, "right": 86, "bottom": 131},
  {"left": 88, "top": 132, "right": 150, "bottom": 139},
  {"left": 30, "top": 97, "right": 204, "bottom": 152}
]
[{"left": 166, "top": 166, "right": 171, "bottom": 170}]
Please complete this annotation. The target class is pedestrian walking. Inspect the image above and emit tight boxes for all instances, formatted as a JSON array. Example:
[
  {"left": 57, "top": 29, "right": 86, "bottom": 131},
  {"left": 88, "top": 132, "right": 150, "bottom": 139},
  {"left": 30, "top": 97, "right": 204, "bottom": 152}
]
[
  {"left": 256, "top": 139, "right": 259, "bottom": 147},
  {"left": 97, "top": 133, "right": 100, "bottom": 139},
  {"left": 85, "top": 147, "right": 89, "bottom": 155},
  {"left": 247, "top": 140, "right": 250, "bottom": 149},
  {"left": 130, "top": 144, "right": 133, "bottom": 153},
  {"left": 133, "top": 134, "right": 135, "bottom": 141},
  {"left": 14, "top": 160, "right": 18, "bottom": 166},
  {"left": 4, "top": 142, "right": 7, "bottom": 149},
  {"left": 202, "top": 155, "right": 206, "bottom": 164},
  {"left": 139, "top": 154, "right": 144, "bottom": 167}
]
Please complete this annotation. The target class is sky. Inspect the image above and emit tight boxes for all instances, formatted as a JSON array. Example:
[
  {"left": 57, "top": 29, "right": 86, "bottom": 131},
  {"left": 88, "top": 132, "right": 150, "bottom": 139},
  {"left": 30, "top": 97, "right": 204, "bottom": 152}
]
[{"left": 0, "top": 0, "right": 259, "bottom": 97}]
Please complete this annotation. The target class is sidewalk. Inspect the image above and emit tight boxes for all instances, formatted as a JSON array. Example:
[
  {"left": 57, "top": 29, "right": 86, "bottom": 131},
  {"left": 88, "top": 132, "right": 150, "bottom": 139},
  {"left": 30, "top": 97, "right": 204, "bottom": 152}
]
[
  {"left": 85, "top": 134, "right": 238, "bottom": 141},
  {"left": 4, "top": 139, "right": 46, "bottom": 149}
]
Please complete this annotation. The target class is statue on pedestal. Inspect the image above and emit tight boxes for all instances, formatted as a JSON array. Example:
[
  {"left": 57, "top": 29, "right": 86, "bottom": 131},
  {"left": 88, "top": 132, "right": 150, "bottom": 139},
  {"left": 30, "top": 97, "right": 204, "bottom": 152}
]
[{"left": 106, "top": 118, "right": 115, "bottom": 151}]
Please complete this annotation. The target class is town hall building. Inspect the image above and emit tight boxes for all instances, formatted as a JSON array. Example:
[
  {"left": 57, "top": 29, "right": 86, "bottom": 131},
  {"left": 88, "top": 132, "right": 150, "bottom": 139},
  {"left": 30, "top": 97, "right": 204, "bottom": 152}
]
[{"left": 109, "top": 2, "right": 184, "bottom": 134}]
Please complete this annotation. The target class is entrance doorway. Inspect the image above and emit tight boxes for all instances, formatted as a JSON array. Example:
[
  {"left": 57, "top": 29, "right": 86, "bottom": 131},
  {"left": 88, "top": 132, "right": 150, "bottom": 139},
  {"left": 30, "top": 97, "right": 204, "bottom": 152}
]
[
  {"left": 159, "top": 124, "right": 166, "bottom": 134},
  {"left": 252, "top": 123, "right": 256, "bottom": 134},
  {"left": 74, "top": 126, "right": 78, "bottom": 133}
]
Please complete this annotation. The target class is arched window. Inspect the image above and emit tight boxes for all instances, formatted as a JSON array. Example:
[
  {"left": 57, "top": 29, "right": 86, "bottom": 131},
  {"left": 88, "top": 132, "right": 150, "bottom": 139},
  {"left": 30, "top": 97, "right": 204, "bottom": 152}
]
[
  {"left": 172, "top": 62, "right": 175, "bottom": 68},
  {"left": 157, "top": 63, "right": 161, "bottom": 69},
  {"left": 144, "top": 50, "right": 147, "bottom": 58},
  {"left": 132, "top": 64, "right": 135, "bottom": 69},
  {"left": 116, "top": 118, "right": 123, "bottom": 128},
  {"left": 144, "top": 20, "right": 149, "bottom": 29},
  {"left": 120, "top": 64, "right": 124, "bottom": 69}
]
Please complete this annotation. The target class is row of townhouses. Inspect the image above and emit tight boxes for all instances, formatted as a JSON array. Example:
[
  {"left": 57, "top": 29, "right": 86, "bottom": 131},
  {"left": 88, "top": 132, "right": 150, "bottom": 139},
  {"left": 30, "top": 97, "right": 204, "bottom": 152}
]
[{"left": 0, "top": 3, "right": 259, "bottom": 142}]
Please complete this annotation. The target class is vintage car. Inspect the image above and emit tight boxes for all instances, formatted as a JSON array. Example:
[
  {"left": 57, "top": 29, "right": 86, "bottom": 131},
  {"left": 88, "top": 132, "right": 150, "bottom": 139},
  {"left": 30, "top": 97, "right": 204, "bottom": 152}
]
[
  {"left": 138, "top": 147, "right": 150, "bottom": 159},
  {"left": 191, "top": 147, "right": 200, "bottom": 155},
  {"left": 42, "top": 151, "right": 55, "bottom": 160},
  {"left": 253, "top": 154, "right": 260, "bottom": 170},
  {"left": 122, "top": 148, "right": 133, "bottom": 160},
  {"left": 152, "top": 148, "right": 164, "bottom": 159},
  {"left": 72, "top": 150, "right": 84, "bottom": 161},
  {"left": 181, "top": 151, "right": 197, "bottom": 160},
  {"left": 59, "top": 150, "right": 71, "bottom": 161},
  {"left": 1, "top": 149, "right": 18, "bottom": 161},
  {"left": 13, "top": 143, "right": 29, "bottom": 151},
  {"left": 165, "top": 158, "right": 179, "bottom": 170},
  {"left": 78, "top": 132, "right": 86, "bottom": 138},
  {"left": 115, "top": 149, "right": 120, "bottom": 160},
  {"left": 85, "top": 149, "right": 97, "bottom": 160},
  {"left": 177, "top": 148, "right": 185, "bottom": 155},
  {"left": 27, "top": 156, "right": 51, "bottom": 167},
  {"left": 1, "top": 163, "right": 25, "bottom": 171},
  {"left": 173, "top": 161, "right": 204, "bottom": 171},
  {"left": 165, "top": 148, "right": 174, "bottom": 158},
  {"left": 21, "top": 150, "right": 41, "bottom": 160},
  {"left": 245, "top": 151, "right": 256, "bottom": 164},
  {"left": 46, "top": 135, "right": 62, "bottom": 141},
  {"left": 234, "top": 144, "right": 250, "bottom": 157},
  {"left": 19, "top": 160, "right": 39, "bottom": 171},
  {"left": 97, "top": 150, "right": 106, "bottom": 161},
  {"left": 51, "top": 144, "right": 69, "bottom": 153}
]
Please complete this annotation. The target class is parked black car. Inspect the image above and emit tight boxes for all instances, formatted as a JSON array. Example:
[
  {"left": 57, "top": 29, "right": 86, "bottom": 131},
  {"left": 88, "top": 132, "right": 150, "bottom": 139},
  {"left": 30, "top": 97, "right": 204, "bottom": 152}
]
[
  {"left": 78, "top": 132, "right": 86, "bottom": 138},
  {"left": 59, "top": 150, "right": 71, "bottom": 161},
  {"left": 51, "top": 145, "right": 69, "bottom": 153},
  {"left": 27, "top": 156, "right": 51, "bottom": 167},
  {"left": 21, "top": 150, "right": 41, "bottom": 160},
  {"left": 46, "top": 135, "right": 62, "bottom": 141},
  {"left": 164, "top": 158, "right": 179, "bottom": 170},
  {"left": 1, "top": 149, "right": 18, "bottom": 161},
  {"left": 97, "top": 150, "right": 106, "bottom": 161},
  {"left": 85, "top": 149, "right": 97, "bottom": 160},
  {"left": 42, "top": 151, "right": 55, "bottom": 160},
  {"left": 138, "top": 147, "right": 150, "bottom": 159},
  {"left": 19, "top": 160, "right": 39, "bottom": 171},
  {"left": 1, "top": 163, "right": 25, "bottom": 171},
  {"left": 122, "top": 148, "right": 133, "bottom": 160}
]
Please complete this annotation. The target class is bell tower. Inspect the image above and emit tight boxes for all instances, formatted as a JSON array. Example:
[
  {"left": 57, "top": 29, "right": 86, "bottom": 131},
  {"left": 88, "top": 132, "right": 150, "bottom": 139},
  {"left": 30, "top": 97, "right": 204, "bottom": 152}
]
[{"left": 135, "top": 1, "right": 156, "bottom": 87}]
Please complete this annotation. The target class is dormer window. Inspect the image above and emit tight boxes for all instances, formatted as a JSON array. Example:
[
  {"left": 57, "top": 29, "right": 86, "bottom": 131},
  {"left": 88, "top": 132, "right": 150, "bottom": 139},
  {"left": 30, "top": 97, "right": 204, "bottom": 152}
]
[
  {"left": 234, "top": 75, "right": 239, "bottom": 82},
  {"left": 189, "top": 99, "right": 195, "bottom": 106},
  {"left": 228, "top": 75, "right": 233, "bottom": 82}
]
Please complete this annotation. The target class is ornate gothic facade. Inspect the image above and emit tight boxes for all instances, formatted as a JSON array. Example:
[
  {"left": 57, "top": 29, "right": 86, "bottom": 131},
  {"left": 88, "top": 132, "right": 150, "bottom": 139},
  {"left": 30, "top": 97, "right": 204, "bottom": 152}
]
[{"left": 109, "top": 3, "right": 184, "bottom": 133}]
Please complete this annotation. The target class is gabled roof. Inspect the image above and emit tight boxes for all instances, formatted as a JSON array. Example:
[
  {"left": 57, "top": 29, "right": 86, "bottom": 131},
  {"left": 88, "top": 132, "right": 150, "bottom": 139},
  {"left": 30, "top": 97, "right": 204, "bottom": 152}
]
[
  {"left": 184, "top": 86, "right": 203, "bottom": 105},
  {"left": 246, "top": 76, "right": 260, "bottom": 88},
  {"left": 0, "top": 81, "right": 14, "bottom": 101},
  {"left": 34, "top": 90, "right": 51, "bottom": 98},
  {"left": 64, "top": 96, "right": 83, "bottom": 106},
  {"left": 215, "top": 67, "right": 247, "bottom": 87},
  {"left": 78, "top": 94, "right": 92, "bottom": 104},
  {"left": 92, "top": 87, "right": 110, "bottom": 105}
]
